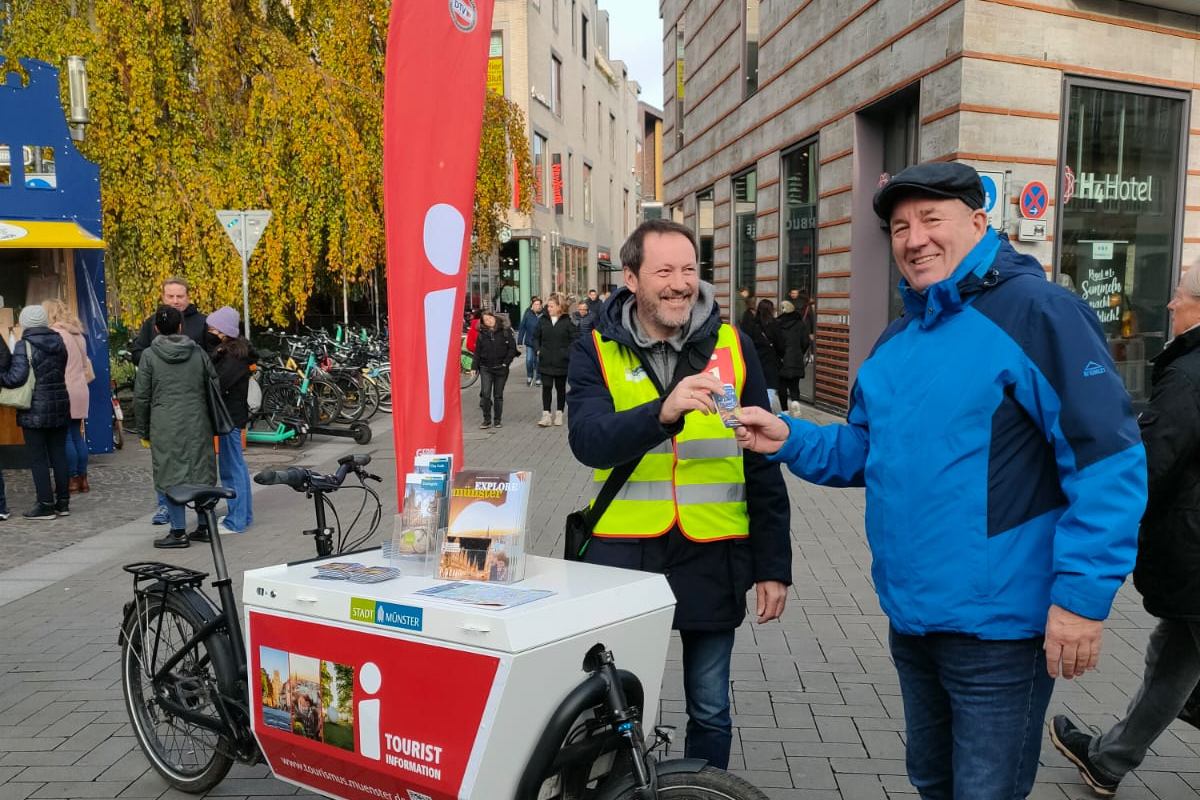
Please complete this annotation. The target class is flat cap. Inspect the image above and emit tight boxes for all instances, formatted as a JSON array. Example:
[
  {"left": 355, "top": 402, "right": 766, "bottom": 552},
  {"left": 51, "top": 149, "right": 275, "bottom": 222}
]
[{"left": 873, "top": 162, "right": 986, "bottom": 221}]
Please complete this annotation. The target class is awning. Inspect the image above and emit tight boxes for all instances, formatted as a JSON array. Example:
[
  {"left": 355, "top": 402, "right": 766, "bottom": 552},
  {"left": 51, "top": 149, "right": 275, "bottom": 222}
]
[
  {"left": 597, "top": 258, "right": 619, "bottom": 271},
  {"left": 0, "top": 220, "right": 106, "bottom": 249}
]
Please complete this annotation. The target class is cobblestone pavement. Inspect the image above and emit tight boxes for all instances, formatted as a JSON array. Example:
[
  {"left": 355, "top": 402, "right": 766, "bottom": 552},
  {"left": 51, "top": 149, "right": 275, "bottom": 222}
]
[{"left": 0, "top": 370, "right": 1197, "bottom": 799}]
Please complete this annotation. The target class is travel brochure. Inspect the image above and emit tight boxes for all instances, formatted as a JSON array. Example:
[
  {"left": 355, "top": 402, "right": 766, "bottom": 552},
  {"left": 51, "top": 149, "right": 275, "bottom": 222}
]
[
  {"left": 414, "top": 581, "right": 553, "bottom": 609},
  {"left": 437, "top": 469, "right": 532, "bottom": 583}
]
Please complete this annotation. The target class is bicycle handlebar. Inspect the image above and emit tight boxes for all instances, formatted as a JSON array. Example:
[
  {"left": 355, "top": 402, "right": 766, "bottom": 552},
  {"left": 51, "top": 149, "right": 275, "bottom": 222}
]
[{"left": 254, "top": 453, "right": 378, "bottom": 493}]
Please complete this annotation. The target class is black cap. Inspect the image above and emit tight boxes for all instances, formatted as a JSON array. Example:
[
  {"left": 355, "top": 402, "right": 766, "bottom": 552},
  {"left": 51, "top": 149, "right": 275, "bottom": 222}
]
[{"left": 873, "top": 162, "right": 986, "bottom": 221}]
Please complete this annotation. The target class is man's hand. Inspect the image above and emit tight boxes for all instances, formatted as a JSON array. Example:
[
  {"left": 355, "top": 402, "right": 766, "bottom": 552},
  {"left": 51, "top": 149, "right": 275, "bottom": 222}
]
[
  {"left": 1044, "top": 604, "right": 1103, "bottom": 679},
  {"left": 755, "top": 580, "right": 787, "bottom": 623},
  {"left": 733, "top": 405, "right": 791, "bottom": 455},
  {"left": 658, "top": 373, "right": 726, "bottom": 426}
]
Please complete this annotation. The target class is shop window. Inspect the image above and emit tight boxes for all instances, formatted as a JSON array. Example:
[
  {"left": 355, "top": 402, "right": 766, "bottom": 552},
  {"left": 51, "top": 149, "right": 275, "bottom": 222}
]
[
  {"left": 733, "top": 170, "right": 757, "bottom": 299},
  {"left": 1057, "top": 79, "right": 1187, "bottom": 405},
  {"left": 0, "top": 144, "right": 10, "bottom": 186},
  {"left": 25, "top": 145, "right": 56, "bottom": 190},
  {"left": 697, "top": 188, "right": 714, "bottom": 284},
  {"left": 743, "top": 0, "right": 759, "bottom": 99},
  {"left": 532, "top": 133, "right": 548, "bottom": 207},
  {"left": 781, "top": 143, "right": 817, "bottom": 300}
]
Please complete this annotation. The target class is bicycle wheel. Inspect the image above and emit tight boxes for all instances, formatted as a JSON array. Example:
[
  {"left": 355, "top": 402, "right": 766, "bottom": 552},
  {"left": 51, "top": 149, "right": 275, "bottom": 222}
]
[
  {"left": 373, "top": 367, "right": 392, "bottom": 413},
  {"left": 332, "top": 375, "right": 366, "bottom": 423},
  {"left": 120, "top": 590, "right": 237, "bottom": 793},
  {"left": 607, "top": 766, "right": 769, "bottom": 800},
  {"left": 261, "top": 382, "right": 302, "bottom": 419},
  {"left": 358, "top": 378, "right": 381, "bottom": 420},
  {"left": 309, "top": 377, "right": 345, "bottom": 425},
  {"left": 112, "top": 417, "right": 124, "bottom": 450}
]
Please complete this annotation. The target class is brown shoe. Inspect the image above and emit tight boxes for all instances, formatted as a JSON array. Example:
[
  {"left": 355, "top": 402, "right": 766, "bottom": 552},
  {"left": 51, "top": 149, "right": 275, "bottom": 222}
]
[
  {"left": 68, "top": 476, "right": 81, "bottom": 494},
  {"left": 78, "top": 473, "right": 90, "bottom": 493}
]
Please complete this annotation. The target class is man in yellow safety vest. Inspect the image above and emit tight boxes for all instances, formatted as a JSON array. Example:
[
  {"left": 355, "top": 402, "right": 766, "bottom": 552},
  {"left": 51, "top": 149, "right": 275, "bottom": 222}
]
[{"left": 566, "top": 218, "right": 792, "bottom": 770}]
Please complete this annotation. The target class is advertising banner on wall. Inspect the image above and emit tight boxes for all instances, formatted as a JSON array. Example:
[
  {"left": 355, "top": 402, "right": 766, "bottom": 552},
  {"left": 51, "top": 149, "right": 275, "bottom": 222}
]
[{"left": 384, "top": 0, "right": 495, "bottom": 482}]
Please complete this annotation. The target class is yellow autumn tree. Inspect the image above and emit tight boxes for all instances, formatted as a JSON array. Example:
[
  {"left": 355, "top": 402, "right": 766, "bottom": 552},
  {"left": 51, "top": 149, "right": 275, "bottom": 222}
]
[
  {"left": 472, "top": 91, "right": 535, "bottom": 261},
  {"left": 0, "top": 0, "right": 389, "bottom": 327}
]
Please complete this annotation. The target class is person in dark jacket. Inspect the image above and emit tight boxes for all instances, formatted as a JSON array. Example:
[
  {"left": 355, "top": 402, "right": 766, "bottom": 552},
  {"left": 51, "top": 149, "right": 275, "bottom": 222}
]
[
  {"left": 1049, "top": 266, "right": 1200, "bottom": 796},
  {"left": 470, "top": 309, "right": 517, "bottom": 429},
  {"left": 534, "top": 294, "right": 577, "bottom": 427},
  {"left": 130, "top": 277, "right": 207, "bottom": 526},
  {"left": 0, "top": 334, "right": 30, "bottom": 519},
  {"left": 572, "top": 300, "right": 596, "bottom": 340},
  {"left": 134, "top": 305, "right": 218, "bottom": 549},
  {"left": 15, "top": 304, "right": 72, "bottom": 519},
  {"left": 566, "top": 219, "right": 791, "bottom": 770},
  {"left": 517, "top": 297, "right": 543, "bottom": 386},
  {"left": 129, "top": 277, "right": 207, "bottom": 364},
  {"left": 201, "top": 306, "right": 254, "bottom": 536},
  {"left": 776, "top": 299, "right": 811, "bottom": 415},
  {"left": 741, "top": 298, "right": 785, "bottom": 410}
]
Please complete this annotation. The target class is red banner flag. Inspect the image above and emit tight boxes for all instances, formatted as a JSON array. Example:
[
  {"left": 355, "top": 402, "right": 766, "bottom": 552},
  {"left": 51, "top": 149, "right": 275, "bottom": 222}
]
[{"left": 384, "top": 0, "right": 495, "bottom": 491}]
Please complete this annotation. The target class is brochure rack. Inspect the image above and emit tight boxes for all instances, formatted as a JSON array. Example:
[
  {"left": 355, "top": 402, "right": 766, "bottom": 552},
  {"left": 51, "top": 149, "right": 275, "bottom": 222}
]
[{"left": 243, "top": 554, "right": 675, "bottom": 800}]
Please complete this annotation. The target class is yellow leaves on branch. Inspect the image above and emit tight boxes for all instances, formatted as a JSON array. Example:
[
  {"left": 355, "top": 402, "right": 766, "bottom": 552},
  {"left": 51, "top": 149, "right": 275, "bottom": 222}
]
[
  {"left": 1, "top": 0, "right": 388, "bottom": 327},
  {"left": 472, "top": 91, "right": 534, "bottom": 262}
]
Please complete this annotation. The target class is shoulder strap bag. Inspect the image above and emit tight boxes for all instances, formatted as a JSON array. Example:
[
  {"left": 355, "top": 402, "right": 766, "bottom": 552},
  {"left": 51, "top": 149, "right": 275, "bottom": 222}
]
[
  {"left": 204, "top": 354, "right": 236, "bottom": 436},
  {"left": 0, "top": 342, "right": 35, "bottom": 410}
]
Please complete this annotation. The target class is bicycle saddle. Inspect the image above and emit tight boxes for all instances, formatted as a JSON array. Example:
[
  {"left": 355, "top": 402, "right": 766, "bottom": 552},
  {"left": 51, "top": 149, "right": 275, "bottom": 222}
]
[{"left": 165, "top": 484, "right": 237, "bottom": 506}]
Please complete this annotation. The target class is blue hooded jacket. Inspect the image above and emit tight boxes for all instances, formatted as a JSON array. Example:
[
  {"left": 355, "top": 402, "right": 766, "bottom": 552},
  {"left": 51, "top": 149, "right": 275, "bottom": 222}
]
[{"left": 769, "top": 232, "right": 1146, "bottom": 638}]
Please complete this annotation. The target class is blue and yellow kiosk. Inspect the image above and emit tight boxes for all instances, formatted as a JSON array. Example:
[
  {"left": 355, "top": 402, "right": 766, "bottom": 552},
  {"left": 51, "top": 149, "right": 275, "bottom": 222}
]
[{"left": 0, "top": 57, "right": 111, "bottom": 459}]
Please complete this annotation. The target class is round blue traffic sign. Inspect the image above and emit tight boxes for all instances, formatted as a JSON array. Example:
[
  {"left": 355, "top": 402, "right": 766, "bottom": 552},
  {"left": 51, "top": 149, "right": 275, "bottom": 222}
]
[{"left": 980, "top": 175, "right": 999, "bottom": 213}]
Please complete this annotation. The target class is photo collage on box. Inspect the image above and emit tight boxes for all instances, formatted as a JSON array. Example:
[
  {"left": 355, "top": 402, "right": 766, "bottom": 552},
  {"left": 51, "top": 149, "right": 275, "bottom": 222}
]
[{"left": 259, "top": 646, "right": 356, "bottom": 753}]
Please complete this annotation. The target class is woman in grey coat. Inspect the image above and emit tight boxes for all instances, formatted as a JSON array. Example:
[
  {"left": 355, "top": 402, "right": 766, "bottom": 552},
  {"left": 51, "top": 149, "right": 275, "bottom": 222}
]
[{"left": 133, "top": 305, "right": 218, "bottom": 549}]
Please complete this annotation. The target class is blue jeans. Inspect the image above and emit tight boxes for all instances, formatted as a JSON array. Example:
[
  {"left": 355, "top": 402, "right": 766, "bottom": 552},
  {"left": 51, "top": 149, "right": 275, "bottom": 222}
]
[
  {"left": 524, "top": 346, "right": 539, "bottom": 382},
  {"left": 65, "top": 419, "right": 87, "bottom": 477},
  {"left": 679, "top": 628, "right": 735, "bottom": 770},
  {"left": 889, "top": 627, "right": 1054, "bottom": 800},
  {"left": 167, "top": 499, "right": 187, "bottom": 531},
  {"left": 217, "top": 430, "right": 252, "bottom": 531}
]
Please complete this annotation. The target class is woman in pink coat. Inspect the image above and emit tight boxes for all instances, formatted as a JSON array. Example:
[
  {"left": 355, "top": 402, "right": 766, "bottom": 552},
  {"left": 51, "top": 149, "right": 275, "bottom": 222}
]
[{"left": 43, "top": 300, "right": 94, "bottom": 494}]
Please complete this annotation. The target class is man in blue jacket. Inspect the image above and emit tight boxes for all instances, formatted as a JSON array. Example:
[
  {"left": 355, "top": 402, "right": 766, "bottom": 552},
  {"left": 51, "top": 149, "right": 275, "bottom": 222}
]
[
  {"left": 734, "top": 162, "right": 1146, "bottom": 799},
  {"left": 566, "top": 218, "right": 792, "bottom": 770}
]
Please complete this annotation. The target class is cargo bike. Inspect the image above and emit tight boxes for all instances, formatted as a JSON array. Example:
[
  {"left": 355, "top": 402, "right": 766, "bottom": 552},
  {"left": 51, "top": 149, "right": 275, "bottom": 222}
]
[{"left": 118, "top": 454, "right": 768, "bottom": 800}]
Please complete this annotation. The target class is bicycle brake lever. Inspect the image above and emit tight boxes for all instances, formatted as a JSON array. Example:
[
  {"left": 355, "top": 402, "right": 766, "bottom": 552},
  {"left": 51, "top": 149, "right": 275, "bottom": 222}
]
[{"left": 364, "top": 473, "right": 382, "bottom": 482}]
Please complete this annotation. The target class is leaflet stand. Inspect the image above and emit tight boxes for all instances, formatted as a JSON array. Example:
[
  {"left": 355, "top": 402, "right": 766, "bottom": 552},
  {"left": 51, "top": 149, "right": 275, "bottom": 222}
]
[{"left": 243, "top": 554, "right": 675, "bottom": 800}]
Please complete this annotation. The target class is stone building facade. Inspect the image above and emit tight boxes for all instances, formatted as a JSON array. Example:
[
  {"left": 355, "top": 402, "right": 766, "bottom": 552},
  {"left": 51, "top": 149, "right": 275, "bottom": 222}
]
[
  {"left": 486, "top": 0, "right": 642, "bottom": 319},
  {"left": 661, "top": 0, "right": 1199, "bottom": 412}
]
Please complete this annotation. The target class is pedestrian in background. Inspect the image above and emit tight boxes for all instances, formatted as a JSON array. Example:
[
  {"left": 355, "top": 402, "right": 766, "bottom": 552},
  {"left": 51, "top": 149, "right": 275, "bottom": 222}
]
[
  {"left": 1050, "top": 266, "right": 1200, "bottom": 797},
  {"left": 130, "top": 277, "right": 207, "bottom": 526},
  {"left": 470, "top": 309, "right": 517, "bottom": 429},
  {"left": 16, "top": 304, "right": 72, "bottom": 520},
  {"left": 44, "top": 299, "right": 94, "bottom": 494},
  {"left": 733, "top": 285, "right": 750, "bottom": 328},
  {"left": 134, "top": 305, "right": 218, "bottom": 549},
  {"left": 202, "top": 306, "right": 254, "bottom": 537},
  {"left": 566, "top": 218, "right": 791, "bottom": 769},
  {"left": 573, "top": 300, "right": 596, "bottom": 340},
  {"left": 777, "top": 299, "right": 810, "bottom": 415},
  {"left": 734, "top": 161, "right": 1146, "bottom": 799},
  {"left": 742, "top": 298, "right": 784, "bottom": 411},
  {"left": 517, "top": 297, "right": 543, "bottom": 387},
  {"left": 534, "top": 293, "right": 576, "bottom": 427},
  {"left": 0, "top": 335, "right": 30, "bottom": 519}
]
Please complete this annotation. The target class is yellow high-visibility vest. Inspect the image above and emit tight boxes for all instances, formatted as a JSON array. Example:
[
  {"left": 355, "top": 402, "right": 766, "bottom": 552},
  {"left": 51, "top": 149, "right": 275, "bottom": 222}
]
[{"left": 590, "top": 324, "right": 749, "bottom": 541}]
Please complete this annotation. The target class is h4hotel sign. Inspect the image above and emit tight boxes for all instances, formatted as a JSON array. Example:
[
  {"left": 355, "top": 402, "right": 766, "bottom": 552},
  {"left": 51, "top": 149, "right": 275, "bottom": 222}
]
[{"left": 1068, "top": 168, "right": 1156, "bottom": 204}]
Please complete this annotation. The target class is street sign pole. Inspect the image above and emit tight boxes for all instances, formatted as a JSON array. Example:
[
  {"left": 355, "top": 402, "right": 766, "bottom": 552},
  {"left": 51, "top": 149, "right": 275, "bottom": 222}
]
[{"left": 241, "top": 212, "right": 251, "bottom": 340}]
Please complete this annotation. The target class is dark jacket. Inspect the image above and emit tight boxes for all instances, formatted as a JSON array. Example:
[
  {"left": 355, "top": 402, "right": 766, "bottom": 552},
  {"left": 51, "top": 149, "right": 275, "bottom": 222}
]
[
  {"left": 210, "top": 336, "right": 255, "bottom": 429},
  {"left": 130, "top": 304, "right": 207, "bottom": 365},
  {"left": 0, "top": 337, "right": 29, "bottom": 391},
  {"left": 573, "top": 309, "right": 596, "bottom": 340},
  {"left": 534, "top": 314, "right": 578, "bottom": 377},
  {"left": 1133, "top": 324, "right": 1200, "bottom": 620},
  {"left": 133, "top": 335, "right": 218, "bottom": 492},
  {"left": 742, "top": 314, "right": 785, "bottom": 390},
  {"left": 566, "top": 284, "right": 792, "bottom": 630},
  {"left": 517, "top": 307, "right": 542, "bottom": 346},
  {"left": 17, "top": 327, "right": 70, "bottom": 429},
  {"left": 778, "top": 311, "right": 811, "bottom": 380},
  {"left": 470, "top": 323, "right": 517, "bottom": 372}
]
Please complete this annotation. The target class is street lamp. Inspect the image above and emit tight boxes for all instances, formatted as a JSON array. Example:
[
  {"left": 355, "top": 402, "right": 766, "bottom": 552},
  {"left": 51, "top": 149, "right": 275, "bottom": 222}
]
[{"left": 66, "top": 56, "right": 89, "bottom": 142}]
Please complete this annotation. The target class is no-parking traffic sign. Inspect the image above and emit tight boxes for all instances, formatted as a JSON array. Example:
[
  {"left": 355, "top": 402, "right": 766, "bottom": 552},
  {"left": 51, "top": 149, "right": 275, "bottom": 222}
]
[{"left": 1020, "top": 181, "right": 1049, "bottom": 220}]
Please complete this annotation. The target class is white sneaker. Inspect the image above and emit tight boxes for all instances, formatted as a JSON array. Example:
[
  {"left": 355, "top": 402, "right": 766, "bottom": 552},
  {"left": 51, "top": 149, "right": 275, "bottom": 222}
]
[
  {"left": 538, "top": 411, "right": 552, "bottom": 427},
  {"left": 789, "top": 401, "right": 801, "bottom": 417},
  {"left": 553, "top": 410, "right": 563, "bottom": 426},
  {"left": 218, "top": 522, "right": 244, "bottom": 536}
]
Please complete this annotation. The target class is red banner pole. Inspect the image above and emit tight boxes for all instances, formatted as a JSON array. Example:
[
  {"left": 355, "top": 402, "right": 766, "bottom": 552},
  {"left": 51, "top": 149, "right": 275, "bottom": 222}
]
[{"left": 384, "top": 0, "right": 495, "bottom": 497}]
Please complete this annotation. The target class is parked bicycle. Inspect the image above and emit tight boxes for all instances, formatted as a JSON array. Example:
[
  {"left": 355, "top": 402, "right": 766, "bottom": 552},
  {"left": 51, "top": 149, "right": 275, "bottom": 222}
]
[{"left": 118, "top": 454, "right": 767, "bottom": 800}]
